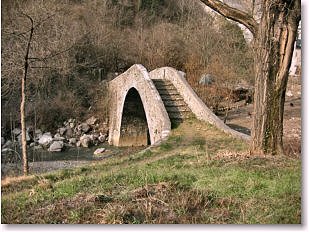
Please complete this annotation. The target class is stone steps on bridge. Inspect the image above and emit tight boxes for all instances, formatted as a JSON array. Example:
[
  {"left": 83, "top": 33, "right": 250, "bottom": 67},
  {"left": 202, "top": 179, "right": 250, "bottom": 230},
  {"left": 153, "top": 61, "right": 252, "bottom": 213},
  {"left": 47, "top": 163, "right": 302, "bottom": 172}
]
[
  {"left": 153, "top": 84, "right": 175, "bottom": 91},
  {"left": 155, "top": 89, "right": 180, "bottom": 95},
  {"left": 152, "top": 79, "right": 174, "bottom": 87},
  {"left": 161, "top": 100, "right": 187, "bottom": 107},
  {"left": 152, "top": 79, "right": 192, "bottom": 121},
  {"left": 165, "top": 105, "right": 190, "bottom": 112}
]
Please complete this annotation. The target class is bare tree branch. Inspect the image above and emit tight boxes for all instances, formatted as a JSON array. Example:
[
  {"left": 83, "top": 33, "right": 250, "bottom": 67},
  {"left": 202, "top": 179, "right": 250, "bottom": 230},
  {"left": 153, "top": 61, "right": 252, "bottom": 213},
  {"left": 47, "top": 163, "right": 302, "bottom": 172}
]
[
  {"left": 199, "top": 0, "right": 258, "bottom": 37},
  {"left": 3, "top": 13, "right": 57, "bottom": 38},
  {"left": 28, "top": 44, "right": 75, "bottom": 63},
  {"left": 21, "top": 13, "right": 34, "bottom": 77},
  {"left": 29, "top": 66, "right": 57, "bottom": 69}
]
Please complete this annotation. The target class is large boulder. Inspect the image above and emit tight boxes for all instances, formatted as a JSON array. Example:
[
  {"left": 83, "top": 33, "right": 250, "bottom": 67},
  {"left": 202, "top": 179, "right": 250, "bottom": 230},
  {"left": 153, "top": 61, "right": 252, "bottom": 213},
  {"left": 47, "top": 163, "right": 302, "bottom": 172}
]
[
  {"left": 53, "top": 133, "right": 66, "bottom": 141},
  {"left": 48, "top": 141, "right": 64, "bottom": 152},
  {"left": 26, "top": 126, "right": 34, "bottom": 133},
  {"left": 86, "top": 116, "right": 98, "bottom": 126},
  {"left": 65, "top": 126, "right": 73, "bottom": 138},
  {"left": 1, "top": 140, "right": 14, "bottom": 149},
  {"left": 34, "top": 129, "right": 43, "bottom": 142},
  {"left": 68, "top": 138, "right": 77, "bottom": 145},
  {"left": 34, "top": 129, "right": 43, "bottom": 139},
  {"left": 17, "top": 131, "right": 31, "bottom": 144},
  {"left": 78, "top": 123, "right": 91, "bottom": 133},
  {"left": 98, "top": 134, "right": 107, "bottom": 143},
  {"left": 94, "top": 147, "right": 106, "bottom": 156},
  {"left": 3, "top": 140, "right": 13, "bottom": 149},
  {"left": 38, "top": 133, "right": 53, "bottom": 147},
  {"left": 58, "top": 127, "right": 67, "bottom": 136},
  {"left": 64, "top": 118, "right": 75, "bottom": 128},
  {"left": 74, "top": 127, "right": 82, "bottom": 136},
  {"left": 80, "top": 134, "right": 91, "bottom": 148},
  {"left": 90, "top": 133, "right": 100, "bottom": 146},
  {"left": 199, "top": 74, "right": 215, "bottom": 86},
  {"left": 53, "top": 136, "right": 66, "bottom": 141},
  {"left": 12, "top": 128, "right": 21, "bottom": 136},
  {"left": 29, "top": 142, "right": 36, "bottom": 147},
  {"left": 92, "top": 133, "right": 99, "bottom": 140},
  {"left": 76, "top": 141, "right": 81, "bottom": 147},
  {"left": 67, "top": 118, "right": 76, "bottom": 128},
  {"left": 69, "top": 122, "right": 75, "bottom": 128}
]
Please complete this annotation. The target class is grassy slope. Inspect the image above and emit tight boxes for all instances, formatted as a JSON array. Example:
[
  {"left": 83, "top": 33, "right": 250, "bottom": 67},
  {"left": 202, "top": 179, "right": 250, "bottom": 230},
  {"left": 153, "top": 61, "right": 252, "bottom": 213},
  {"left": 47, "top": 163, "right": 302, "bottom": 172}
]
[{"left": 1, "top": 119, "right": 301, "bottom": 224}]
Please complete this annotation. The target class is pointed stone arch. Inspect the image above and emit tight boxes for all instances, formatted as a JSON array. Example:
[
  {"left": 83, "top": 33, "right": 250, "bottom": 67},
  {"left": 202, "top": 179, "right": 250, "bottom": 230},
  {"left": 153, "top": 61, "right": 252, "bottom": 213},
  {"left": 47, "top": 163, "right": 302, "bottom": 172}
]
[
  {"left": 118, "top": 87, "right": 149, "bottom": 146},
  {"left": 108, "top": 64, "right": 171, "bottom": 146}
]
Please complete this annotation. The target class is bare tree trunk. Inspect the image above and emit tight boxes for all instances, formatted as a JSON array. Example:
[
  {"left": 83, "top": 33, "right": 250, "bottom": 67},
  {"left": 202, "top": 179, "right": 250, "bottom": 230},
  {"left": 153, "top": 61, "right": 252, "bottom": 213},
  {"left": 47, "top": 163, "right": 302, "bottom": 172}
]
[
  {"left": 21, "top": 14, "right": 34, "bottom": 176},
  {"left": 21, "top": 69, "right": 28, "bottom": 175},
  {"left": 251, "top": 0, "right": 300, "bottom": 155},
  {"left": 199, "top": 0, "right": 300, "bottom": 155}
]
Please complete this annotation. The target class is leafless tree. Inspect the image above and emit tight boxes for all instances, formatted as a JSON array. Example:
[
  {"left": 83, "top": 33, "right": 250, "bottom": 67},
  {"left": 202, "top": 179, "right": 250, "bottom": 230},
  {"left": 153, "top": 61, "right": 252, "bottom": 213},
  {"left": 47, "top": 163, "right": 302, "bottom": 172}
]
[
  {"left": 2, "top": 1, "right": 88, "bottom": 174},
  {"left": 19, "top": 13, "right": 34, "bottom": 175}
]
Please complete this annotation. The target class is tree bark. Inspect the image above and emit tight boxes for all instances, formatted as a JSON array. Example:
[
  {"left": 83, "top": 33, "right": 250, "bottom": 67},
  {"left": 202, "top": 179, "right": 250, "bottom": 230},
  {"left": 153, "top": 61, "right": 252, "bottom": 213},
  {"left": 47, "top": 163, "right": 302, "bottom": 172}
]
[
  {"left": 21, "top": 67, "right": 28, "bottom": 175},
  {"left": 199, "top": 0, "right": 258, "bottom": 36},
  {"left": 251, "top": 0, "right": 301, "bottom": 155}
]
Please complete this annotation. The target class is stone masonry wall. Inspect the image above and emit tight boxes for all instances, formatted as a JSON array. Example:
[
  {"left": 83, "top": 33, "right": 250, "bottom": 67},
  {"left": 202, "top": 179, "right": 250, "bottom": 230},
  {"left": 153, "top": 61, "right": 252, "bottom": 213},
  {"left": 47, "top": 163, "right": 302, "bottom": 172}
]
[{"left": 108, "top": 64, "right": 171, "bottom": 146}]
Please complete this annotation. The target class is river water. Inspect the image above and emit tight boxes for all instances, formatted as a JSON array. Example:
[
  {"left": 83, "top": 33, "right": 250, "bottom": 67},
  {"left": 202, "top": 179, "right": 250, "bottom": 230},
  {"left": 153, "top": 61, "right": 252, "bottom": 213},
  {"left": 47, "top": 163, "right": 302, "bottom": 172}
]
[{"left": 1, "top": 144, "right": 144, "bottom": 178}]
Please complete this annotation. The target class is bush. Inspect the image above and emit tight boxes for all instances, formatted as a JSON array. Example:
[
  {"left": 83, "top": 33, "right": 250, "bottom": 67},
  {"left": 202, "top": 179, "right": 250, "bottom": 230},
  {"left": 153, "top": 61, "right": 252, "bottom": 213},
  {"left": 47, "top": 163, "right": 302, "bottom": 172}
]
[{"left": 1, "top": 0, "right": 254, "bottom": 133}]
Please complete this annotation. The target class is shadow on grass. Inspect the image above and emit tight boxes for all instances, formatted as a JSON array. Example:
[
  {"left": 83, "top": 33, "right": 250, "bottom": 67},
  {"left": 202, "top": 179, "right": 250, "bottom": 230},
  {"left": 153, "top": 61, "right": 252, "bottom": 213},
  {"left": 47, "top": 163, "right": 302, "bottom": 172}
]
[{"left": 227, "top": 123, "right": 251, "bottom": 135}]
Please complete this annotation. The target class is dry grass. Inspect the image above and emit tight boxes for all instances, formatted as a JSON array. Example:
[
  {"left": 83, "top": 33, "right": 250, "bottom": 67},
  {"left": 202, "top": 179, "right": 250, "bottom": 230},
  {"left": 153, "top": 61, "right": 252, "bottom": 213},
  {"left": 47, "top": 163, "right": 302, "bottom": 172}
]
[
  {"left": 1, "top": 0, "right": 253, "bottom": 136},
  {"left": 1, "top": 175, "right": 36, "bottom": 187},
  {"left": 1, "top": 119, "right": 301, "bottom": 224}
]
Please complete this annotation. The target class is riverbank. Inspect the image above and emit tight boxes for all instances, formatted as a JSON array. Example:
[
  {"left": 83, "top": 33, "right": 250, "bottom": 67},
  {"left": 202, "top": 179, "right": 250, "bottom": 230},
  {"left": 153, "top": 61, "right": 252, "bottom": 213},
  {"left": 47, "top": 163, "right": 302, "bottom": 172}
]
[{"left": 1, "top": 119, "right": 301, "bottom": 224}]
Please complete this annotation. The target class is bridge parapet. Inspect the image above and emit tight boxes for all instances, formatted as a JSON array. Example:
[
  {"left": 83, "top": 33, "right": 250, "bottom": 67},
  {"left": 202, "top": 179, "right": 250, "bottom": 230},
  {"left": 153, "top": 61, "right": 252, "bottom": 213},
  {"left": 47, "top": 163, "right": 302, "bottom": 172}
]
[{"left": 150, "top": 67, "right": 250, "bottom": 141}]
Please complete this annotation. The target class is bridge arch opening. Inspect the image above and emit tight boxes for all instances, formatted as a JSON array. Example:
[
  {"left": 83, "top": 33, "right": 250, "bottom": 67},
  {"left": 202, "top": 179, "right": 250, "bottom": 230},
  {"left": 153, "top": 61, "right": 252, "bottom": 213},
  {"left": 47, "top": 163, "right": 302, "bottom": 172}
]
[{"left": 119, "top": 88, "right": 150, "bottom": 146}]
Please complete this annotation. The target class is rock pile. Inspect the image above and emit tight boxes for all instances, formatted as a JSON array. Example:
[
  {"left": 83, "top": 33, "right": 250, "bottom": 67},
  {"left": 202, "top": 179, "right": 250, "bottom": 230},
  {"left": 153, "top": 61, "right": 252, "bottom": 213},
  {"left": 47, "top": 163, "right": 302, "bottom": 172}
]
[
  {"left": 1, "top": 116, "right": 109, "bottom": 153},
  {"left": 199, "top": 74, "right": 215, "bottom": 86}
]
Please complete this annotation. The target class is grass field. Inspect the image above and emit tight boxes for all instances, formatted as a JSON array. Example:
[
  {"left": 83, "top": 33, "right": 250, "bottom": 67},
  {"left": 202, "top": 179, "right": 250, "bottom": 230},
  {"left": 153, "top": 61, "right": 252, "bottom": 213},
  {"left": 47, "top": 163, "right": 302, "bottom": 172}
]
[{"left": 1, "top": 119, "right": 301, "bottom": 224}]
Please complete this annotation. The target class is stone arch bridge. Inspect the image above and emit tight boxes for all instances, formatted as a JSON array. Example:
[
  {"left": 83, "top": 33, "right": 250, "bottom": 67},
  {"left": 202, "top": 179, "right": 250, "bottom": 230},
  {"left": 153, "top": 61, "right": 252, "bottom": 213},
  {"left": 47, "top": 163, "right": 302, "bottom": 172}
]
[{"left": 108, "top": 64, "right": 249, "bottom": 147}]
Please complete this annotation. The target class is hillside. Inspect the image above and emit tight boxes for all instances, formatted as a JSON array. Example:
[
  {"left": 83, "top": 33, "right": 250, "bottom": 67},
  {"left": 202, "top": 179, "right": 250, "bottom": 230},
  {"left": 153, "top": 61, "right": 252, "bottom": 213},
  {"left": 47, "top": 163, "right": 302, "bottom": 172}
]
[
  {"left": 1, "top": 119, "right": 301, "bottom": 224},
  {"left": 1, "top": 0, "right": 253, "bottom": 135}
]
